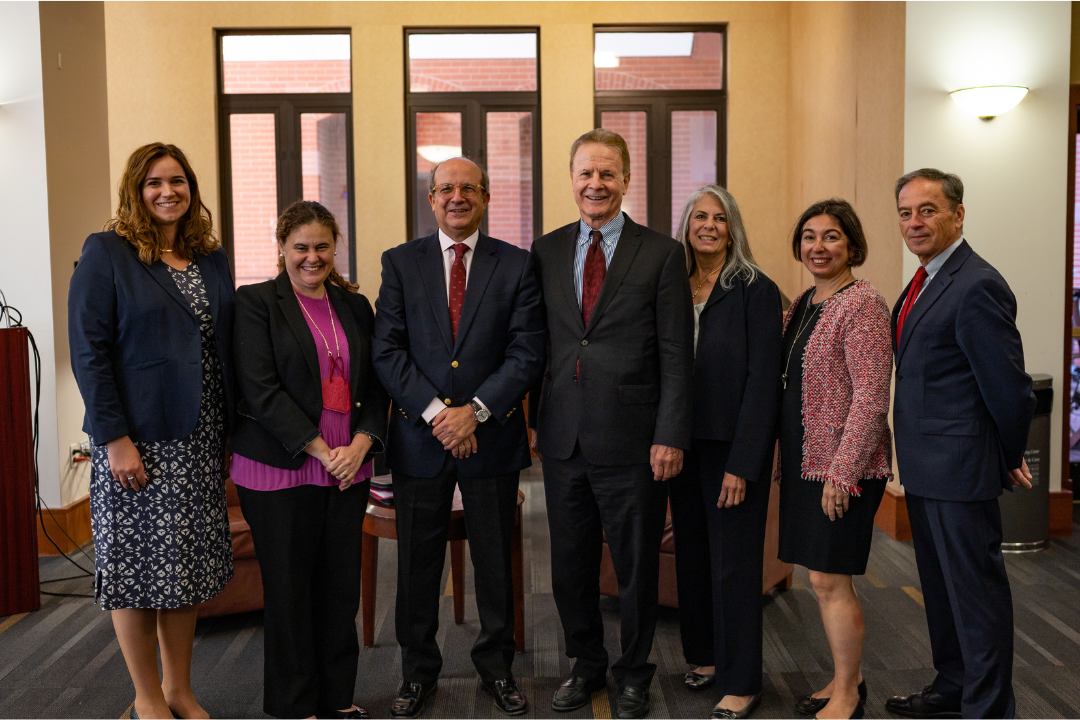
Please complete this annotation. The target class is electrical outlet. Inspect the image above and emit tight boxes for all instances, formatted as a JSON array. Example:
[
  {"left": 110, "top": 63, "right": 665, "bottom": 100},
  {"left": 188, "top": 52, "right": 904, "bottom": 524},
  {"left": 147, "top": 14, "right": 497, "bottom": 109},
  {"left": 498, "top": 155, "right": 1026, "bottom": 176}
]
[{"left": 79, "top": 440, "right": 91, "bottom": 455}]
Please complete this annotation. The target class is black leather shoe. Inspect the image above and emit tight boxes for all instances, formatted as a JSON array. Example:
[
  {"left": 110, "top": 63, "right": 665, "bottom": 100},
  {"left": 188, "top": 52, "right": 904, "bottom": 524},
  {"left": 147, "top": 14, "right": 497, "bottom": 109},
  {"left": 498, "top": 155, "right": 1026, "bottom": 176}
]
[
  {"left": 391, "top": 682, "right": 436, "bottom": 718},
  {"left": 796, "top": 680, "right": 867, "bottom": 715},
  {"left": 711, "top": 692, "right": 762, "bottom": 719},
  {"left": 481, "top": 678, "right": 528, "bottom": 716},
  {"left": 885, "top": 686, "right": 961, "bottom": 719},
  {"left": 684, "top": 670, "right": 716, "bottom": 691},
  {"left": 552, "top": 675, "right": 606, "bottom": 712},
  {"left": 616, "top": 686, "right": 650, "bottom": 719}
]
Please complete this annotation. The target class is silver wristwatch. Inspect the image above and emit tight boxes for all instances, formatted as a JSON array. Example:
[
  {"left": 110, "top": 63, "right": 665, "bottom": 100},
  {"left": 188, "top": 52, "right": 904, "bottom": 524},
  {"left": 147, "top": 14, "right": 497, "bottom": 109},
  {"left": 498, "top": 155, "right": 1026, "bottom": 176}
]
[{"left": 469, "top": 399, "right": 491, "bottom": 423}]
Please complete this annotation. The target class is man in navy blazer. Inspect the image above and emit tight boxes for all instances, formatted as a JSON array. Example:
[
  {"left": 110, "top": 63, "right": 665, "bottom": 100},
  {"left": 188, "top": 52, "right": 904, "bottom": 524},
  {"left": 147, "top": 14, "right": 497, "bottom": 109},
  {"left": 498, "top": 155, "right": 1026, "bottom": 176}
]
[
  {"left": 372, "top": 157, "right": 545, "bottom": 718},
  {"left": 886, "top": 169, "right": 1035, "bottom": 720}
]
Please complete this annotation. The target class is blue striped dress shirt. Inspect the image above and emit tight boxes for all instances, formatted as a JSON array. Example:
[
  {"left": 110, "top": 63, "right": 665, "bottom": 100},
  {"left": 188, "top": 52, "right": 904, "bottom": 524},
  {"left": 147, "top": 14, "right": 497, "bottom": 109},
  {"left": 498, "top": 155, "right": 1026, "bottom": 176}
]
[{"left": 573, "top": 212, "right": 625, "bottom": 307}]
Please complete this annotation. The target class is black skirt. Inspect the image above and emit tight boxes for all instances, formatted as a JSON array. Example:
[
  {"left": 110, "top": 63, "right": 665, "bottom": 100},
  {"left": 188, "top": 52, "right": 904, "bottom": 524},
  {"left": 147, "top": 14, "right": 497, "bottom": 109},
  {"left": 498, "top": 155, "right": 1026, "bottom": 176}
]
[{"left": 777, "top": 285, "right": 885, "bottom": 576}]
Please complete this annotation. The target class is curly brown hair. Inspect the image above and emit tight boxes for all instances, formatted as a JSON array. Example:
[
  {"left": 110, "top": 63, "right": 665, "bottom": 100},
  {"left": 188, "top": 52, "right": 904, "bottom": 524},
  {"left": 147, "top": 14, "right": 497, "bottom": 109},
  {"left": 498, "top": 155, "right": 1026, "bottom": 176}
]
[
  {"left": 276, "top": 201, "right": 358, "bottom": 292},
  {"left": 105, "top": 143, "right": 218, "bottom": 264}
]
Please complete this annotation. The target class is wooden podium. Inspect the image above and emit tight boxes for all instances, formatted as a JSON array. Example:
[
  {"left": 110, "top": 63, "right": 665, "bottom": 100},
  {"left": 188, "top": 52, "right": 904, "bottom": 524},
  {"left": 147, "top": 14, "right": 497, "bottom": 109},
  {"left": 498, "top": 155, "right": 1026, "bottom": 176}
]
[{"left": 0, "top": 327, "right": 41, "bottom": 615}]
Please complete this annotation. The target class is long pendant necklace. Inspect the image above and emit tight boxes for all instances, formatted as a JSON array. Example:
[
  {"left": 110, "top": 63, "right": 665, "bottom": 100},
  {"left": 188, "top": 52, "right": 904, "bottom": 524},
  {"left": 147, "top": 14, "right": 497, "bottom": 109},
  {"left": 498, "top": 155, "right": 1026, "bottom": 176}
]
[
  {"left": 781, "top": 289, "right": 823, "bottom": 390},
  {"left": 692, "top": 263, "right": 723, "bottom": 300}
]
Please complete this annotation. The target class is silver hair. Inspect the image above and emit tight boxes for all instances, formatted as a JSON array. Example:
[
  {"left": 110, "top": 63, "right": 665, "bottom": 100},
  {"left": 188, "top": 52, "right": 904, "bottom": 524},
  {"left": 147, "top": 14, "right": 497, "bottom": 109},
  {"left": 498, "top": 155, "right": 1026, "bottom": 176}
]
[
  {"left": 428, "top": 157, "right": 490, "bottom": 195},
  {"left": 675, "top": 184, "right": 760, "bottom": 290}
]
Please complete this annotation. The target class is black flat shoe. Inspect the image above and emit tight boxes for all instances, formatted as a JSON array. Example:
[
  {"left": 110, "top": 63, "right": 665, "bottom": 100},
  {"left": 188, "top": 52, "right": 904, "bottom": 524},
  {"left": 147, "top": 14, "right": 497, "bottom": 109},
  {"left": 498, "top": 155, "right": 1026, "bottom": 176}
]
[
  {"left": 885, "top": 686, "right": 961, "bottom": 719},
  {"left": 616, "top": 686, "right": 650, "bottom": 719},
  {"left": 711, "top": 693, "right": 762, "bottom": 719},
  {"left": 391, "top": 682, "right": 436, "bottom": 718},
  {"left": 684, "top": 670, "right": 716, "bottom": 691},
  {"left": 551, "top": 675, "right": 606, "bottom": 712},
  {"left": 796, "top": 680, "right": 867, "bottom": 715},
  {"left": 480, "top": 678, "right": 528, "bottom": 716}
]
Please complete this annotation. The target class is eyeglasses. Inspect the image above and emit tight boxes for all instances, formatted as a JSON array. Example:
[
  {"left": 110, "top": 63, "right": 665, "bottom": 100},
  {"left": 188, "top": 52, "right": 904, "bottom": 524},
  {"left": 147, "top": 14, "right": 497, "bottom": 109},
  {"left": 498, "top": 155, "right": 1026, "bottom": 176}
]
[{"left": 432, "top": 183, "right": 486, "bottom": 199}]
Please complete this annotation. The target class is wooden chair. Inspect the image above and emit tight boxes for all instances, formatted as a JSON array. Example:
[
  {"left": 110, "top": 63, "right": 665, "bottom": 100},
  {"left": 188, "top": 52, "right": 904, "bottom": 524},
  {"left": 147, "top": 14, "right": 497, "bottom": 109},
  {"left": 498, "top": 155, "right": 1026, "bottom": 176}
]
[{"left": 361, "top": 484, "right": 526, "bottom": 651}]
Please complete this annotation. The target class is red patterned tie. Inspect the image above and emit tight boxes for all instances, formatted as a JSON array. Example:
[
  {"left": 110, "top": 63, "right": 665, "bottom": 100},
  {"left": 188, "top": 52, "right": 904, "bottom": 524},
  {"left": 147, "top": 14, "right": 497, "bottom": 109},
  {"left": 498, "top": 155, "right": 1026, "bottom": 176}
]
[
  {"left": 448, "top": 242, "right": 469, "bottom": 341},
  {"left": 581, "top": 230, "right": 606, "bottom": 326},
  {"left": 896, "top": 265, "right": 928, "bottom": 343}
]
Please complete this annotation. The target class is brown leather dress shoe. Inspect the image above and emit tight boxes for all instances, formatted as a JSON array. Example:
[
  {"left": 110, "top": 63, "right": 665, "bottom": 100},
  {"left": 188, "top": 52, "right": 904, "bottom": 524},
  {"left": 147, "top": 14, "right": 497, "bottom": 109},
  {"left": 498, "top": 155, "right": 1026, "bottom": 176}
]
[{"left": 885, "top": 686, "right": 961, "bottom": 719}]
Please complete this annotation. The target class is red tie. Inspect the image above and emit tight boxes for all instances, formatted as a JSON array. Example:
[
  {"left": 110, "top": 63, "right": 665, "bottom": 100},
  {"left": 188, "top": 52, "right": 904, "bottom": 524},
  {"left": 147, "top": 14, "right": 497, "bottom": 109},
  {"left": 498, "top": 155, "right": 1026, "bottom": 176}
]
[
  {"left": 581, "top": 230, "right": 606, "bottom": 326},
  {"left": 896, "top": 265, "right": 928, "bottom": 343},
  {"left": 448, "top": 242, "right": 469, "bottom": 341}
]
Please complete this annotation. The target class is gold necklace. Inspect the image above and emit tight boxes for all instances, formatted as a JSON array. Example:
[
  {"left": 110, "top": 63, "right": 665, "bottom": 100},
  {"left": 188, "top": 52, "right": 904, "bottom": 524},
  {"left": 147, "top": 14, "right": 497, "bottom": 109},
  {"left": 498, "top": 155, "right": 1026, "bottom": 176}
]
[
  {"left": 692, "top": 264, "right": 723, "bottom": 300},
  {"left": 781, "top": 289, "right": 823, "bottom": 390}
]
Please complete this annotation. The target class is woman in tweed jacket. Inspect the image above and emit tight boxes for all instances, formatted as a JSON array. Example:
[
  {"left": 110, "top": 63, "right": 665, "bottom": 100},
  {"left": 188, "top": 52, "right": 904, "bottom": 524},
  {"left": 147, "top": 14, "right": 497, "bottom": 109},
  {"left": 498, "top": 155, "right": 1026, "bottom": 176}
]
[{"left": 776, "top": 198, "right": 892, "bottom": 720}]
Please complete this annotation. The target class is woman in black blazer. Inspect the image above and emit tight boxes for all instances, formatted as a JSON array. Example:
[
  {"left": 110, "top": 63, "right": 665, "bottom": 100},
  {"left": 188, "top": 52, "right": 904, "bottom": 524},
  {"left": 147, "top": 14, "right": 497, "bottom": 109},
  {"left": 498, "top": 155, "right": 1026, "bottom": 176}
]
[
  {"left": 68, "top": 143, "right": 235, "bottom": 720},
  {"left": 230, "top": 201, "right": 387, "bottom": 720},
  {"left": 668, "top": 185, "right": 782, "bottom": 720}
]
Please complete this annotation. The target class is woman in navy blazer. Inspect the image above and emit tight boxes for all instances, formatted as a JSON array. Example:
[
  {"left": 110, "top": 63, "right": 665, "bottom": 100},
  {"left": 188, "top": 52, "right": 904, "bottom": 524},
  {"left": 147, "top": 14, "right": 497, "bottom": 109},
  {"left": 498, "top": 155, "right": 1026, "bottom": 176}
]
[
  {"left": 68, "top": 143, "right": 235, "bottom": 720},
  {"left": 668, "top": 185, "right": 782, "bottom": 720}
]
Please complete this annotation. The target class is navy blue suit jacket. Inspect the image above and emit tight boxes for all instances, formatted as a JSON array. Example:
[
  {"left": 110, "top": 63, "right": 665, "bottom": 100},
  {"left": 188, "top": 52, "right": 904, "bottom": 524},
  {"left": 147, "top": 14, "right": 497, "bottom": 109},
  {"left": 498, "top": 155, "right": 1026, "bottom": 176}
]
[
  {"left": 68, "top": 230, "right": 236, "bottom": 445},
  {"left": 692, "top": 271, "right": 783, "bottom": 482},
  {"left": 891, "top": 240, "right": 1036, "bottom": 501},
  {"left": 372, "top": 232, "right": 546, "bottom": 478}
]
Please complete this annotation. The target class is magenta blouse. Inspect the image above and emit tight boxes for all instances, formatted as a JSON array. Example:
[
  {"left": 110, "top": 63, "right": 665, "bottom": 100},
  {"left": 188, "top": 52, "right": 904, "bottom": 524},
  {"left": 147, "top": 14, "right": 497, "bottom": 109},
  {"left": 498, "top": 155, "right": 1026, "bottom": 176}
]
[{"left": 231, "top": 291, "right": 373, "bottom": 491}]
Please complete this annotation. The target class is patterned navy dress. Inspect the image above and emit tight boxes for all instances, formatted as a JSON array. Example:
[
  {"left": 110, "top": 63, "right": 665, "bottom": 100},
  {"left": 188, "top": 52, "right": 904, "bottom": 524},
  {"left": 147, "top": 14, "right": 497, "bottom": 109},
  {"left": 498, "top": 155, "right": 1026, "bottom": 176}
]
[{"left": 89, "top": 262, "right": 234, "bottom": 610}]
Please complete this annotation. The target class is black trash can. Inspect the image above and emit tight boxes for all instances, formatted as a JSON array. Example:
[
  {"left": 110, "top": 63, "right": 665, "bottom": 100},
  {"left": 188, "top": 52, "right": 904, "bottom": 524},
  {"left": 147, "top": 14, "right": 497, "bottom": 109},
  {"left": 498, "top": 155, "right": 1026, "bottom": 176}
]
[{"left": 998, "top": 373, "right": 1053, "bottom": 553}]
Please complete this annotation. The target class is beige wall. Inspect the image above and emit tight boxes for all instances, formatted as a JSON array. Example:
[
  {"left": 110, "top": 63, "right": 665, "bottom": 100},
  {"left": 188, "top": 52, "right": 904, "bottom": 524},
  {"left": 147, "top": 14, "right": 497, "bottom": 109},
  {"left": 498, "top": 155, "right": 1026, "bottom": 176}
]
[
  {"left": 101, "top": 1, "right": 802, "bottom": 299},
  {"left": 904, "top": 1, "right": 1071, "bottom": 492},
  {"left": 787, "top": 2, "right": 905, "bottom": 305},
  {"left": 39, "top": 2, "right": 112, "bottom": 505}
]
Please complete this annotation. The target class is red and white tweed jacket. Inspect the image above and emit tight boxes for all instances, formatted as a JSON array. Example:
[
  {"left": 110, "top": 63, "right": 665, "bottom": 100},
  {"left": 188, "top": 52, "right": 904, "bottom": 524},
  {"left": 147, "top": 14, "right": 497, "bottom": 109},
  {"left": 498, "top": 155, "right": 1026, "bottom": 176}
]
[{"left": 772, "top": 279, "right": 893, "bottom": 496}]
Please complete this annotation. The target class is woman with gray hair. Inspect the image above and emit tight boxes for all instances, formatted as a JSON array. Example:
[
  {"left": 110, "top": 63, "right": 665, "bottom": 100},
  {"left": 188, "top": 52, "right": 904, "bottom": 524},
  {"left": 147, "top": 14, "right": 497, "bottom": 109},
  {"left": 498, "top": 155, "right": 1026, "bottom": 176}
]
[{"left": 668, "top": 185, "right": 783, "bottom": 719}]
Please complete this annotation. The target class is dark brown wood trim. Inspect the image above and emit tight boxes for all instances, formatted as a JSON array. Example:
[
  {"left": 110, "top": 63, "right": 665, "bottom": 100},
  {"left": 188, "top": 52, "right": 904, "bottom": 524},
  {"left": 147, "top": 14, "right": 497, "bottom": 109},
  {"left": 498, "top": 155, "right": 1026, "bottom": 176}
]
[
  {"left": 1063, "top": 85, "right": 1079, "bottom": 493},
  {"left": 1050, "top": 489, "right": 1074, "bottom": 538},
  {"left": 875, "top": 487, "right": 1073, "bottom": 541}
]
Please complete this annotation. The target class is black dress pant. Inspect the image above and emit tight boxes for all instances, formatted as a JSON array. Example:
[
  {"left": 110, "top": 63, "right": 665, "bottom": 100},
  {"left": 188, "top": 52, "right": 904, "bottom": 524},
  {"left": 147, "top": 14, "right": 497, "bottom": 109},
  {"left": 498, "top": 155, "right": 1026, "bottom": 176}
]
[
  {"left": 906, "top": 493, "right": 1015, "bottom": 719},
  {"left": 236, "top": 481, "right": 369, "bottom": 719},
  {"left": 543, "top": 445, "right": 667, "bottom": 688},
  {"left": 392, "top": 454, "right": 519, "bottom": 685},
  {"left": 668, "top": 440, "right": 771, "bottom": 696}
]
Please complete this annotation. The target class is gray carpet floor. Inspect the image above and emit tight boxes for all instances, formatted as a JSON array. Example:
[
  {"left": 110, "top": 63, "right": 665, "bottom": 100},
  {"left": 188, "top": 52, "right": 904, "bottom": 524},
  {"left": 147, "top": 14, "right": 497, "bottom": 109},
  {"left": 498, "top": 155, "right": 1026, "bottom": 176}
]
[{"left": 4, "top": 464, "right": 1080, "bottom": 719}]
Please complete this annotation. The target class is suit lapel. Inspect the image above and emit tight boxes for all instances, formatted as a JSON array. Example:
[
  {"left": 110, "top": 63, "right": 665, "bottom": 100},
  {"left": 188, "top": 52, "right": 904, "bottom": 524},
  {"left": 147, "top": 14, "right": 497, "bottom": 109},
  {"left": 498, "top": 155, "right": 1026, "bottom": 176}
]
[
  {"left": 141, "top": 252, "right": 196, "bottom": 319},
  {"left": 699, "top": 277, "right": 734, "bottom": 315},
  {"left": 327, "top": 285, "right": 363, "bottom": 393},
  {"left": 558, "top": 223, "right": 585, "bottom": 334},
  {"left": 585, "top": 215, "right": 641, "bottom": 334},
  {"left": 276, "top": 273, "right": 322, "bottom": 385},
  {"left": 453, "top": 234, "right": 497, "bottom": 353},
  {"left": 896, "top": 242, "right": 971, "bottom": 362},
  {"left": 416, "top": 233, "right": 455, "bottom": 354}
]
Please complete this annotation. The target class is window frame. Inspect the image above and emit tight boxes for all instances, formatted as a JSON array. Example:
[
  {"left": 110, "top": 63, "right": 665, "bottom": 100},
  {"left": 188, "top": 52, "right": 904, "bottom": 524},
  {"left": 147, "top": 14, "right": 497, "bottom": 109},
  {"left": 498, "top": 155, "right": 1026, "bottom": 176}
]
[
  {"left": 215, "top": 28, "right": 357, "bottom": 282},
  {"left": 404, "top": 26, "right": 543, "bottom": 244},
  {"left": 593, "top": 23, "right": 728, "bottom": 236}
]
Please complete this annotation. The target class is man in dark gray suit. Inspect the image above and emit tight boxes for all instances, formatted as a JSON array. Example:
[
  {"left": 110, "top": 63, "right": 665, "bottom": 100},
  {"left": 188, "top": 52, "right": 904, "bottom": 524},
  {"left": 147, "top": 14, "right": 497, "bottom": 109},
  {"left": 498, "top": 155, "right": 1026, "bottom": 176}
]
[
  {"left": 528, "top": 129, "right": 693, "bottom": 719},
  {"left": 885, "top": 169, "right": 1035, "bottom": 720}
]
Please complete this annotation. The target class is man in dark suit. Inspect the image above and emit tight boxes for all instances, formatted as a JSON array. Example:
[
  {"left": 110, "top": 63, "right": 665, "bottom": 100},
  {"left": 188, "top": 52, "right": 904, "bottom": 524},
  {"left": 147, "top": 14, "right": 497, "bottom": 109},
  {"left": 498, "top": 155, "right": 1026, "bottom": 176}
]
[
  {"left": 372, "top": 157, "right": 545, "bottom": 718},
  {"left": 886, "top": 168, "right": 1036, "bottom": 720},
  {"left": 528, "top": 129, "right": 693, "bottom": 719}
]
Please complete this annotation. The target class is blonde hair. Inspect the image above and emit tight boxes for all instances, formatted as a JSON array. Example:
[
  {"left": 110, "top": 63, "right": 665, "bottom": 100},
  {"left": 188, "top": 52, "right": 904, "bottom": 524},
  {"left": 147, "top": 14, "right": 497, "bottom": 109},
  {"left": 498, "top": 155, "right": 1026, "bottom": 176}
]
[
  {"left": 275, "top": 201, "right": 357, "bottom": 292},
  {"left": 105, "top": 143, "right": 217, "bottom": 264}
]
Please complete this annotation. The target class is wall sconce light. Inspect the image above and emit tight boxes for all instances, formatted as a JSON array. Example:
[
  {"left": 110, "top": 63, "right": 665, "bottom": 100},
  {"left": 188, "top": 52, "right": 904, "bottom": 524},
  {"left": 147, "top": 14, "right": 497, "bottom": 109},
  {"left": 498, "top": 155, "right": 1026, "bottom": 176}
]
[{"left": 949, "top": 85, "right": 1029, "bottom": 120}]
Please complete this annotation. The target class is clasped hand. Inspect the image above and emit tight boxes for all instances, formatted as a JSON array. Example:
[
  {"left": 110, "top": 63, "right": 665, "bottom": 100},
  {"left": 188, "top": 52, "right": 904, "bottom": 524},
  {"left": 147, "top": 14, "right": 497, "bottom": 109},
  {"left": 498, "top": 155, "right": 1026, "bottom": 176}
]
[
  {"left": 305, "top": 435, "right": 372, "bottom": 491},
  {"left": 432, "top": 406, "right": 479, "bottom": 459}
]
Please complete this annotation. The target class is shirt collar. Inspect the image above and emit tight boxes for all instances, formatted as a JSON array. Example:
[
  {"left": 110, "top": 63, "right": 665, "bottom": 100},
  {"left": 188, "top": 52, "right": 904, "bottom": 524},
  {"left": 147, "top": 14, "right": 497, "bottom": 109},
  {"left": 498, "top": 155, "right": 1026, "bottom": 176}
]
[
  {"left": 438, "top": 228, "right": 480, "bottom": 254},
  {"left": 923, "top": 235, "right": 964, "bottom": 278},
  {"left": 577, "top": 212, "right": 625, "bottom": 246}
]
